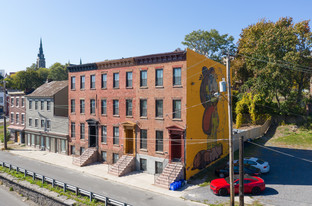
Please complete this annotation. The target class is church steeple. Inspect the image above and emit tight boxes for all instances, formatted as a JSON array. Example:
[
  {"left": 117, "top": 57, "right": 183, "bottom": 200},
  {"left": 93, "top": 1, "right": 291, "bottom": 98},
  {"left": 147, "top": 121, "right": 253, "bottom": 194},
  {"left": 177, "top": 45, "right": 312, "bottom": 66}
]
[{"left": 36, "top": 38, "right": 46, "bottom": 68}]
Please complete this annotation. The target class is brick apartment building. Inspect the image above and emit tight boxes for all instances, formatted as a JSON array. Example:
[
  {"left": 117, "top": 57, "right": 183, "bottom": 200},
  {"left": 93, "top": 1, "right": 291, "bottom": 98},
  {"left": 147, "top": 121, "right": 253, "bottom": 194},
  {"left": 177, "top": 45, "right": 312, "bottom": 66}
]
[
  {"left": 68, "top": 49, "right": 229, "bottom": 183},
  {"left": 7, "top": 91, "right": 26, "bottom": 143}
]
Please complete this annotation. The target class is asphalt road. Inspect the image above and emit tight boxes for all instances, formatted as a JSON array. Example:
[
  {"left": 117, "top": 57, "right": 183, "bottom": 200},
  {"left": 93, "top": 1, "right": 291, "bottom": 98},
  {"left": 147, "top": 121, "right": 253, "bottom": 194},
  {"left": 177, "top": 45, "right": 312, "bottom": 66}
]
[
  {"left": 182, "top": 141, "right": 312, "bottom": 206},
  {"left": 0, "top": 186, "right": 29, "bottom": 206},
  {"left": 0, "top": 151, "right": 199, "bottom": 206}
]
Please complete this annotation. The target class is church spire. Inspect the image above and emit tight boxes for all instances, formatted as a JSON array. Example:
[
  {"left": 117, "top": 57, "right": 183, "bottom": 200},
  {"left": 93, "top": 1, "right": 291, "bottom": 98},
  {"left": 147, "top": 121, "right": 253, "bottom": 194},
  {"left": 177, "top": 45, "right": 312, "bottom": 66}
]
[{"left": 36, "top": 38, "right": 46, "bottom": 68}]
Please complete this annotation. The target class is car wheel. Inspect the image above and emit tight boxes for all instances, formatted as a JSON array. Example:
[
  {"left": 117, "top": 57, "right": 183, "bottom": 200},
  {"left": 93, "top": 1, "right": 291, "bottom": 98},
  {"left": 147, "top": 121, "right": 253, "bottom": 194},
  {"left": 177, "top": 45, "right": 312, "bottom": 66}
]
[
  {"left": 251, "top": 187, "right": 261, "bottom": 195},
  {"left": 219, "top": 173, "right": 225, "bottom": 178},
  {"left": 218, "top": 188, "right": 228, "bottom": 196}
]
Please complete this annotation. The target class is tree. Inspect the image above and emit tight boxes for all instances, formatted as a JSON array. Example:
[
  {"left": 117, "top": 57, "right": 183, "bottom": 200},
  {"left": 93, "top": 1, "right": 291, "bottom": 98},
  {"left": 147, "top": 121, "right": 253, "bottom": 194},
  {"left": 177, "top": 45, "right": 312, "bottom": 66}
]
[
  {"left": 47, "top": 63, "right": 68, "bottom": 81},
  {"left": 234, "top": 17, "right": 312, "bottom": 109},
  {"left": 182, "top": 29, "right": 236, "bottom": 63}
]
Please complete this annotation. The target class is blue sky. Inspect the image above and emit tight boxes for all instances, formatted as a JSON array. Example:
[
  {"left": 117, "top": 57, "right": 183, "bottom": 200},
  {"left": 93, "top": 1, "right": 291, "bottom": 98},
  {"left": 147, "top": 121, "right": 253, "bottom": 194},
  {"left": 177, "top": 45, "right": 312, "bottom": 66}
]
[{"left": 0, "top": 0, "right": 311, "bottom": 73}]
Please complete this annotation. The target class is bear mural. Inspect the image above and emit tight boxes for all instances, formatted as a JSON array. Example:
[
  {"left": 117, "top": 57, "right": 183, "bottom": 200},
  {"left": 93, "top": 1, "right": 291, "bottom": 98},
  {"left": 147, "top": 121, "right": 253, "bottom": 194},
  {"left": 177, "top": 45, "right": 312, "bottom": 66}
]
[{"left": 192, "top": 66, "right": 223, "bottom": 170}]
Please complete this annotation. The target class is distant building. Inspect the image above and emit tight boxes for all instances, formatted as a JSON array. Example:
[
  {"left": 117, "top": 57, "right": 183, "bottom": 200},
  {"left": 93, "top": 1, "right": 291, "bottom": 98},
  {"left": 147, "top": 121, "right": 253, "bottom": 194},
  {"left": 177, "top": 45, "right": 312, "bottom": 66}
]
[
  {"left": 0, "top": 70, "right": 5, "bottom": 78},
  {"left": 25, "top": 81, "right": 69, "bottom": 154},
  {"left": 36, "top": 38, "right": 46, "bottom": 68}
]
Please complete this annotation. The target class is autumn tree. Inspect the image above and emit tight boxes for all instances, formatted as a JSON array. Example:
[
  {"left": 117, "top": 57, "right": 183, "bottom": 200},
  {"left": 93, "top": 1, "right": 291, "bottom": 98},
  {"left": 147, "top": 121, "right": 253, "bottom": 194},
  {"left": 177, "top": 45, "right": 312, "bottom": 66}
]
[{"left": 182, "top": 29, "right": 236, "bottom": 63}]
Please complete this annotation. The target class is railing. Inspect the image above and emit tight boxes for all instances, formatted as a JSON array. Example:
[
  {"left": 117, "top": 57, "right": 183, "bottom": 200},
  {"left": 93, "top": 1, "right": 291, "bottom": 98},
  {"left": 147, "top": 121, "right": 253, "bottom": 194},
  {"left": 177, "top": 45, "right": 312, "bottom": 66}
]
[
  {"left": 108, "top": 146, "right": 124, "bottom": 175},
  {"left": 0, "top": 161, "right": 131, "bottom": 206},
  {"left": 167, "top": 157, "right": 184, "bottom": 187},
  {"left": 154, "top": 153, "right": 169, "bottom": 184}
]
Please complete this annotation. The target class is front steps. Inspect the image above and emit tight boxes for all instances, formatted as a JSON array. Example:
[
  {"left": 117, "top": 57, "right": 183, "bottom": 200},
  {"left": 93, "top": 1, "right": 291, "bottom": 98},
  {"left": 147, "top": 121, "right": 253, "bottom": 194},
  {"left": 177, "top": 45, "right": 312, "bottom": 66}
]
[
  {"left": 154, "top": 162, "right": 184, "bottom": 188},
  {"left": 108, "top": 155, "right": 135, "bottom": 177},
  {"left": 72, "top": 147, "right": 97, "bottom": 167}
]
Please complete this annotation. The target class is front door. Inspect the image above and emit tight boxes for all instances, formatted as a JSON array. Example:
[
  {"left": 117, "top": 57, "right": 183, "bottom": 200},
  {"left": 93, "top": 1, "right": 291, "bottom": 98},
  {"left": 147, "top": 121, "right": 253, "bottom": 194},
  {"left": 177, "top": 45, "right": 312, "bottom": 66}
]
[
  {"left": 89, "top": 125, "right": 96, "bottom": 147},
  {"left": 171, "top": 134, "right": 182, "bottom": 161},
  {"left": 125, "top": 129, "right": 134, "bottom": 154}
]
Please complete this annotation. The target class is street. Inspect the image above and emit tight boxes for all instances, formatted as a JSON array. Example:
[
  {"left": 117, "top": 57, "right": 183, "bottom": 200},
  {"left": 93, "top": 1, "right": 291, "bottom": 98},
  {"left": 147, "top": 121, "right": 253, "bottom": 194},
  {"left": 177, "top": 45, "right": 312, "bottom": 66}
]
[
  {"left": 0, "top": 185, "right": 29, "bottom": 206},
  {"left": 0, "top": 151, "right": 199, "bottom": 206}
]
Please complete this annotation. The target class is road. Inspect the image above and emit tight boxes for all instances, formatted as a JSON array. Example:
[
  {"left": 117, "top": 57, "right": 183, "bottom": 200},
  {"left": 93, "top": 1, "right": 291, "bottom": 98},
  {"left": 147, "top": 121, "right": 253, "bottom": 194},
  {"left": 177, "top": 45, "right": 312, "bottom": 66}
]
[
  {"left": 0, "top": 186, "right": 29, "bottom": 206},
  {"left": 0, "top": 151, "right": 199, "bottom": 206},
  {"left": 182, "top": 141, "right": 312, "bottom": 206}
]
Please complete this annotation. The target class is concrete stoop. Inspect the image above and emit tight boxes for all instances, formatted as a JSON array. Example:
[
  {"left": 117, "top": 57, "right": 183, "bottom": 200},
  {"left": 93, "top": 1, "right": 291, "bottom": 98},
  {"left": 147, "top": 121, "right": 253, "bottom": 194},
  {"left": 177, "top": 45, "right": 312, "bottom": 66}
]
[
  {"left": 154, "top": 162, "right": 184, "bottom": 189},
  {"left": 72, "top": 147, "right": 97, "bottom": 167},
  {"left": 108, "top": 155, "right": 135, "bottom": 177}
]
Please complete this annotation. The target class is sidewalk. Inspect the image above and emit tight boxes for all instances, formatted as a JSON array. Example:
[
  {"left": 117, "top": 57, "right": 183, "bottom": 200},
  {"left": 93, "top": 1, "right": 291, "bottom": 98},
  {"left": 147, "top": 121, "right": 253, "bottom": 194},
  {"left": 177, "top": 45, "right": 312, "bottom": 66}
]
[{"left": 7, "top": 146, "right": 199, "bottom": 200}]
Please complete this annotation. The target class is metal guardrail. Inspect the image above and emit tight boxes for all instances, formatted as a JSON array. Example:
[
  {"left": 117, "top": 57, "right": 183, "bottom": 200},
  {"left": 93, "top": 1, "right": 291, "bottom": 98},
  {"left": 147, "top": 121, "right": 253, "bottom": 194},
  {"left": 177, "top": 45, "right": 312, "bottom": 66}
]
[{"left": 0, "top": 161, "right": 131, "bottom": 206}]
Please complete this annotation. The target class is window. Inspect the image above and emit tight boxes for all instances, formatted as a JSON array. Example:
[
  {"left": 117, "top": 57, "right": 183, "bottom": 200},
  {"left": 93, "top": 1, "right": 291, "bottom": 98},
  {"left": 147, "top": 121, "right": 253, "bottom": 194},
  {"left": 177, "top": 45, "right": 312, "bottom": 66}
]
[
  {"left": 80, "top": 99, "right": 85, "bottom": 113},
  {"left": 31, "top": 134, "right": 35, "bottom": 146},
  {"left": 0, "top": 97, "right": 3, "bottom": 104},
  {"left": 29, "top": 100, "right": 32, "bottom": 109},
  {"left": 101, "top": 151, "right": 107, "bottom": 162},
  {"left": 140, "top": 129, "right": 147, "bottom": 149},
  {"left": 47, "top": 120, "right": 51, "bottom": 129},
  {"left": 16, "top": 98, "right": 19, "bottom": 107},
  {"left": 80, "top": 147, "right": 85, "bottom": 155},
  {"left": 173, "top": 100, "right": 181, "bottom": 119},
  {"left": 71, "top": 99, "right": 75, "bottom": 113},
  {"left": 10, "top": 113, "right": 14, "bottom": 123},
  {"left": 35, "top": 101, "right": 38, "bottom": 110},
  {"left": 113, "top": 73, "right": 119, "bottom": 88},
  {"left": 90, "top": 75, "right": 95, "bottom": 89},
  {"left": 155, "top": 69, "right": 163, "bottom": 86},
  {"left": 101, "top": 99, "right": 107, "bottom": 115},
  {"left": 16, "top": 114, "right": 19, "bottom": 124},
  {"left": 113, "top": 100, "right": 119, "bottom": 115},
  {"left": 21, "top": 98, "right": 25, "bottom": 107},
  {"left": 140, "top": 70, "right": 147, "bottom": 87},
  {"left": 21, "top": 114, "right": 25, "bottom": 125},
  {"left": 47, "top": 101, "right": 51, "bottom": 111},
  {"left": 71, "top": 122, "right": 75, "bottom": 138},
  {"left": 90, "top": 99, "right": 95, "bottom": 114},
  {"left": 140, "top": 99, "right": 147, "bottom": 117},
  {"left": 156, "top": 131, "right": 163, "bottom": 152},
  {"left": 101, "top": 73, "right": 107, "bottom": 89},
  {"left": 80, "top": 123, "right": 85, "bottom": 139},
  {"left": 113, "top": 153, "right": 119, "bottom": 163},
  {"left": 101, "top": 126, "right": 107, "bottom": 143},
  {"left": 126, "top": 99, "right": 132, "bottom": 116},
  {"left": 46, "top": 137, "right": 50, "bottom": 149},
  {"left": 41, "top": 119, "right": 44, "bottom": 128},
  {"left": 80, "top": 76, "right": 85, "bottom": 89},
  {"left": 71, "top": 76, "right": 76, "bottom": 90},
  {"left": 61, "top": 140, "right": 66, "bottom": 152},
  {"left": 140, "top": 158, "right": 147, "bottom": 171},
  {"left": 155, "top": 161, "right": 163, "bottom": 174},
  {"left": 113, "top": 127, "right": 119, "bottom": 145},
  {"left": 35, "top": 119, "right": 38, "bottom": 127},
  {"left": 155, "top": 100, "right": 163, "bottom": 118},
  {"left": 71, "top": 145, "right": 75, "bottom": 155},
  {"left": 11, "top": 98, "right": 14, "bottom": 107},
  {"left": 41, "top": 101, "right": 44, "bottom": 110},
  {"left": 29, "top": 118, "right": 32, "bottom": 126},
  {"left": 173, "top": 67, "right": 182, "bottom": 86},
  {"left": 126, "top": 72, "right": 132, "bottom": 87}
]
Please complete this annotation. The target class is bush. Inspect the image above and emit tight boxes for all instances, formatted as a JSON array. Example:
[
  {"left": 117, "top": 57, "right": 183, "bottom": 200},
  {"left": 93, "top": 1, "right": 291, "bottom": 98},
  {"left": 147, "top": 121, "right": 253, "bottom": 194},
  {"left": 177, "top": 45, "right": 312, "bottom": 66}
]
[{"left": 0, "top": 130, "right": 10, "bottom": 143}]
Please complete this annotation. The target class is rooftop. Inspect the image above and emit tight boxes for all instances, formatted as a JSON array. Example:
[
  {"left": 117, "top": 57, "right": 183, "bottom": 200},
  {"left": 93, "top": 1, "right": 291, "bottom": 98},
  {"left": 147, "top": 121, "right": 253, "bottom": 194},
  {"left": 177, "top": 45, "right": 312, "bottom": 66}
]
[{"left": 27, "top": 80, "right": 68, "bottom": 98}]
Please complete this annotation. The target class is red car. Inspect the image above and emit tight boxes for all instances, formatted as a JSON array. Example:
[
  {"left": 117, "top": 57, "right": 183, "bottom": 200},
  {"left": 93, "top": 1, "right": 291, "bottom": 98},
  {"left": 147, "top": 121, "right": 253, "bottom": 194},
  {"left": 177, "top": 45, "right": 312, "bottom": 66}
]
[{"left": 210, "top": 175, "right": 265, "bottom": 196}]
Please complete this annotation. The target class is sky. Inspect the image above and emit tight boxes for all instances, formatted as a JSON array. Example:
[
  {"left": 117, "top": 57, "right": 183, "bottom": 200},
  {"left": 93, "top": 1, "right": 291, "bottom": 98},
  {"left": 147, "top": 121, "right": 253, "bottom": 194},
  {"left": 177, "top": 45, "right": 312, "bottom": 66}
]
[{"left": 0, "top": 0, "right": 311, "bottom": 73}]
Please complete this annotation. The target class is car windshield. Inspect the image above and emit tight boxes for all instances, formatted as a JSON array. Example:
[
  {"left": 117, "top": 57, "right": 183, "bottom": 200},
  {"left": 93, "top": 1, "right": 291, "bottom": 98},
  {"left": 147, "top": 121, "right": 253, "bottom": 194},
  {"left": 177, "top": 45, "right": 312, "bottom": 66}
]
[{"left": 256, "top": 159, "right": 265, "bottom": 164}]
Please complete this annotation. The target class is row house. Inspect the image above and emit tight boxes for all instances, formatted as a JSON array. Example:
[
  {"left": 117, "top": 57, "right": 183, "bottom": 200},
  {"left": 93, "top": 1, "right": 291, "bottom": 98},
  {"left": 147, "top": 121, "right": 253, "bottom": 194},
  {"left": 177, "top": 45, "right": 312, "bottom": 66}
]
[
  {"left": 7, "top": 91, "right": 26, "bottom": 143},
  {"left": 24, "top": 81, "right": 69, "bottom": 154},
  {"left": 68, "top": 49, "right": 229, "bottom": 184}
]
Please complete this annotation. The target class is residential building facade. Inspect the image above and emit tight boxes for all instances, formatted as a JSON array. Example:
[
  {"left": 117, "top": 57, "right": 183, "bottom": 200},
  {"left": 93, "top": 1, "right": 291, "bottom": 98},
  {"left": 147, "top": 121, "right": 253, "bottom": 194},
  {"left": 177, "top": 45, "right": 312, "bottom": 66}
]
[
  {"left": 24, "top": 81, "right": 69, "bottom": 154},
  {"left": 68, "top": 49, "right": 229, "bottom": 180},
  {"left": 7, "top": 91, "right": 26, "bottom": 143}
]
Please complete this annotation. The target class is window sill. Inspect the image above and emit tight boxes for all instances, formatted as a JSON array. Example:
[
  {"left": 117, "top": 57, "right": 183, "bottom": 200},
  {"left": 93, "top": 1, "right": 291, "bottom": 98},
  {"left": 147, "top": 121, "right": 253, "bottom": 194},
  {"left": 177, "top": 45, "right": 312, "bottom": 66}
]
[
  {"left": 156, "top": 151, "right": 164, "bottom": 155},
  {"left": 126, "top": 87, "right": 133, "bottom": 89},
  {"left": 101, "top": 88, "right": 107, "bottom": 90},
  {"left": 90, "top": 113, "right": 96, "bottom": 116},
  {"left": 101, "top": 142, "right": 107, "bottom": 145},
  {"left": 71, "top": 112, "right": 76, "bottom": 115},
  {"left": 140, "top": 149, "right": 148, "bottom": 152},
  {"left": 113, "top": 87, "right": 119, "bottom": 89},
  {"left": 80, "top": 113, "right": 85, "bottom": 115},
  {"left": 71, "top": 89, "right": 76, "bottom": 91},
  {"left": 126, "top": 115, "right": 133, "bottom": 118},
  {"left": 155, "top": 117, "right": 164, "bottom": 121},
  {"left": 101, "top": 114, "right": 107, "bottom": 117},
  {"left": 113, "top": 144, "right": 120, "bottom": 147},
  {"left": 155, "top": 86, "right": 164, "bottom": 89},
  {"left": 90, "top": 88, "right": 96, "bottom": 90},
  {"left": 140, "top": 116, "right": 148, "bottom": 119},
  {"left": 113, "top": 115, "right": 120, "bottom": 117},
  {"left": 140, "top": 86, "right": 148, "bottom": 89},
  {"left": 80, "top": 88, "right": 85, "bottom": 91},
  {"left": 173, "top": 85, "right": 183, "bottom": 88},
  {"left": 173, "top": 118, "right": 183, "bottom": 122}
]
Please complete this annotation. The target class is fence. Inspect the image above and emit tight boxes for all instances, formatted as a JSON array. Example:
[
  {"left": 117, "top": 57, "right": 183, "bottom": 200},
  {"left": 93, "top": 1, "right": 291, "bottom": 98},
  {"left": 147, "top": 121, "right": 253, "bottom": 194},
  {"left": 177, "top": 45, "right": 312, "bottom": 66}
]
[
  {"left": 0, "top": 161, "right": 131, "bottom": 206},
  {"left": 233, "top": 118, "right": 271, "bottom": 151}
]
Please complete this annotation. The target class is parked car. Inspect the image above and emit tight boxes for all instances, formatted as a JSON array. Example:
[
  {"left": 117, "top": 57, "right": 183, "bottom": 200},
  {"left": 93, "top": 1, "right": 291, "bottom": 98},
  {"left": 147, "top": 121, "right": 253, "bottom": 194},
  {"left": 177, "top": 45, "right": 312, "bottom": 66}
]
[
  {"left": 215, "top": 164, "right": 261, "bottom": 178},
  {"left": 210, "top": 175, "right": 265, "bottom": 196},
  {"left": 231, "top": 157, "right": 270, "bottom": 173}
]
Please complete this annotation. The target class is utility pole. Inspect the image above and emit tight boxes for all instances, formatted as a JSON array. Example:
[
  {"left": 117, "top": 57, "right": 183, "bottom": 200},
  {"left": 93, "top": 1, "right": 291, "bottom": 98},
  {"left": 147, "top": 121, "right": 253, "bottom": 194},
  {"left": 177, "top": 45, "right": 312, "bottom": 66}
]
[
  {"left": 239, "top": 136, "right": 244, "bottom": 206},
  {"left": 226, "top": 53, "right": 234, "bottom": 206},
  {"left": 3, "top": 79, "right": 7, "bottom": 150}
]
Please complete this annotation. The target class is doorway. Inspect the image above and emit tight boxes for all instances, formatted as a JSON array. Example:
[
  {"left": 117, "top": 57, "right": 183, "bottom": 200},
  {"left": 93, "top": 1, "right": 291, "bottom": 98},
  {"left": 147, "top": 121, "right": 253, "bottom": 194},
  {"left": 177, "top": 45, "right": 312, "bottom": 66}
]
[
  {"left": 171, "top": 134, "right": 182, "bottom": 161},
  {"left": 89, "top": 125, "right": 96, "bottom": 147}
]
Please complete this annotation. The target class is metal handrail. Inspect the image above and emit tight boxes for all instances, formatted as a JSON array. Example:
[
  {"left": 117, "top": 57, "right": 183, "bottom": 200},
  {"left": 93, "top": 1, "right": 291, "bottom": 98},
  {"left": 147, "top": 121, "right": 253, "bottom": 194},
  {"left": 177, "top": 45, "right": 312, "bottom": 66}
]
[
  {"left": 0, "top": 160, "right": 131, "bottom": 206},
  {"left": 167, "top": 157, "right": 184, "bottom": 187},
  {"left": 154, "top": 153, "right": 169, "bottom": 184},
  {"left": 108, "top": 146, "right": 124, "bottom": 174}
]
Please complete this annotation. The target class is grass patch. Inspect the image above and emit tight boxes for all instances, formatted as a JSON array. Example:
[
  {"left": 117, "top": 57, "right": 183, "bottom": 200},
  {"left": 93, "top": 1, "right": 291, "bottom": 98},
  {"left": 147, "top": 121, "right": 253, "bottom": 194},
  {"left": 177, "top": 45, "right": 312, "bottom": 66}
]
[{"left": 0, "top": 166, "right": 105, "bottom": 205}]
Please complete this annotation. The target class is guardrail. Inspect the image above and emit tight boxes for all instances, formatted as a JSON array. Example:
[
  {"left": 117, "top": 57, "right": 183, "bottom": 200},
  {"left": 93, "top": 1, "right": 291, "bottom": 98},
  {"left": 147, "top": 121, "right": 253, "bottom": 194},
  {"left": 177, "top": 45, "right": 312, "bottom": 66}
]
[{"left": 0, "top": 161, "right": 131, "bottom": 206}]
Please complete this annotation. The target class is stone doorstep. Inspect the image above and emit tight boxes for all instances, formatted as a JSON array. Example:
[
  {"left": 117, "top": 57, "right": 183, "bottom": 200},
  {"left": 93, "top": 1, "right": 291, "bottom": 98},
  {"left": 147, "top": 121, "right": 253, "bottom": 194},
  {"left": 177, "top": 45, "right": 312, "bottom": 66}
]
[{"left": 0, "top": 172, "right": 76, "bottom": 206}]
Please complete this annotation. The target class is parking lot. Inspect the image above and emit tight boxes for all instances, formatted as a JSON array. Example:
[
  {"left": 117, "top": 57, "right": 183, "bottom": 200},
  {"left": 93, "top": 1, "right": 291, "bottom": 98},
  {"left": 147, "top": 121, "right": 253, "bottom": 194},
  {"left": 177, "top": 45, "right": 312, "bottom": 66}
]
[{"left": 183, "top": 141, "right": 312, "bottom": 206}]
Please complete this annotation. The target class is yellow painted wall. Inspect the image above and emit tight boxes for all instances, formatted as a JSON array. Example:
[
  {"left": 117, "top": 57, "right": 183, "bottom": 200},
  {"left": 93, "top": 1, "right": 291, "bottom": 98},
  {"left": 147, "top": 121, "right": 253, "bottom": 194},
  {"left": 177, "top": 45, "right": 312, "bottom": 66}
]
[{"left": 185, "top": 49, "right": 229, "bottom": 179}]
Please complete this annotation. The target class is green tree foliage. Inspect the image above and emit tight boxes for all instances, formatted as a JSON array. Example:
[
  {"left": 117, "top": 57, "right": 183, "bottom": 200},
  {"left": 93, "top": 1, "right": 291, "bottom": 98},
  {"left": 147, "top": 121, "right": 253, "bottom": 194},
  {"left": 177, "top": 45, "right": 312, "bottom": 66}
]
[
  {"left": 47, "top": 63, "right": 68, "bottom": 81},
  {"left": 233, "top": 17, "right": 312, "bottom": 109},
  {"left": 182, "top": 29, "right": 236, "bottom": 63}
]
